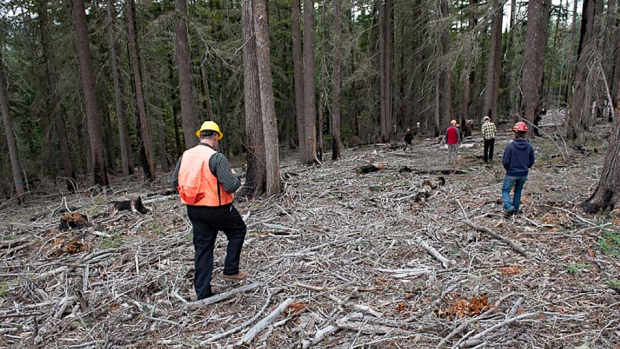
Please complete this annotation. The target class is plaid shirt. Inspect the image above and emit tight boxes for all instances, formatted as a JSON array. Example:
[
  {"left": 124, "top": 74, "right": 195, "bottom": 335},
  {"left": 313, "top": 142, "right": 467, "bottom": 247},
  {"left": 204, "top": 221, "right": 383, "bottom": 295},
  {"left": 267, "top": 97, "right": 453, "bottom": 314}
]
[{"left": 481, "top": 121, "right": 496, "bottom": 140}]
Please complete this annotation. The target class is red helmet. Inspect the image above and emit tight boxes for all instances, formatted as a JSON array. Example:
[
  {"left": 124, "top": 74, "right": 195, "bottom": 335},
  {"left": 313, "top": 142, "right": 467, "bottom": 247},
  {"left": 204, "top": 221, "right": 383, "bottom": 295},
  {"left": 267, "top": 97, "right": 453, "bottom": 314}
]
[{"left": 513, "top": 121, "right": 528, "bottom": 132}]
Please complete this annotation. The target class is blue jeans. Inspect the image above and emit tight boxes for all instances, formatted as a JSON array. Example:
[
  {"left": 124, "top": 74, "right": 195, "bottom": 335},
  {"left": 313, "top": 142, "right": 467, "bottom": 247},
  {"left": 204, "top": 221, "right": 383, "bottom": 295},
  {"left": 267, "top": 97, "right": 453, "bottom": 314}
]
[{"left": 502, "top": 175, "right": 528, "bottom": 213}]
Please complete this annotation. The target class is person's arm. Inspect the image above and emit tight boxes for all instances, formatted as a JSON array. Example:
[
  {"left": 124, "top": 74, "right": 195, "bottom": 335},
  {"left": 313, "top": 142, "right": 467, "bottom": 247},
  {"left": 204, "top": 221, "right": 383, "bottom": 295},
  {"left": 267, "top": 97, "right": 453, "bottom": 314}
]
[
  {"left": 171, "top": 155, "right": 183, "bottom": 190},
  {"left": 456, "top": 128, "right": 460, "bottom": 143},
  {"left": 502, "top": 145, "right": 511, "bottom": 170},
  {"left": 209, "top": 153, "right": 241, "bottom": 193},
  {"left": 528, "top": 145, "right": 535, "bottom": 168}
]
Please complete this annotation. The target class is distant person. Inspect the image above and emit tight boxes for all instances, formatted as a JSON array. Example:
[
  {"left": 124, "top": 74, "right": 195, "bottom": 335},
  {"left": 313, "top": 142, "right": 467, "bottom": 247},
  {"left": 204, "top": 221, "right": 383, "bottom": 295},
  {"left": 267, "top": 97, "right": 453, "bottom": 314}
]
[
  {"left": 172, "top": 121, "right": 248, "bottom": 300},
  {"left": 502, "top": 121, "right": 535, "bottom": 218},
  {"left": 404, "top": 128, "right": 413, "bottom": 152},
  {"left": 481, "top": 116, "right": 496, "bottom": 164},
  {"left": 445, "top": 120, "right": 460, "bottom": 167}
]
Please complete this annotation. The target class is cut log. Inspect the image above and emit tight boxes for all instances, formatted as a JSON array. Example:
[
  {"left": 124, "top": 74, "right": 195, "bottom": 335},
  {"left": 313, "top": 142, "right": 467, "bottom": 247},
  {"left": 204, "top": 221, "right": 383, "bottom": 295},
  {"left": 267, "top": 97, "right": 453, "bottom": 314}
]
[{"left": 112, "top": 196, "right": 149, "bottom": 214}]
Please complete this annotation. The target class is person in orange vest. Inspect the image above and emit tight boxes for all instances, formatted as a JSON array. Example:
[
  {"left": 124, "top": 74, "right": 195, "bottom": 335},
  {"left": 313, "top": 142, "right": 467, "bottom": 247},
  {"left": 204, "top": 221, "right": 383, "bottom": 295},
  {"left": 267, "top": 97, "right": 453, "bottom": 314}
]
[
  {"left": 172, "top": 121, "right": 247, "bottom": 300},
  {"left": 445, "top": 120, "right": 460, "bottom": 167}
]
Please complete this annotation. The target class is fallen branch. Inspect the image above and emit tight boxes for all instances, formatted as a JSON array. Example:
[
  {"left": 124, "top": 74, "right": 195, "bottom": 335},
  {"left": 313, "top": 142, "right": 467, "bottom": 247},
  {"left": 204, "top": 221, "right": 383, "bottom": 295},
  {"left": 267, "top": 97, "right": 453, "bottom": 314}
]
[
  {"left": 302, "top": 312, "right": 363, "bottom": 349},
  {"left": 417, "top": 237, "right": 456, "bottom": 268},
  {"left": 459, "top": 312, "right": 539, "bottom": 348},
  {"left": 237, "top": 297, "right": 294, "bottom": 345},
  {"left": 185, "top": 282, "right": 262, "bottom": 309}
]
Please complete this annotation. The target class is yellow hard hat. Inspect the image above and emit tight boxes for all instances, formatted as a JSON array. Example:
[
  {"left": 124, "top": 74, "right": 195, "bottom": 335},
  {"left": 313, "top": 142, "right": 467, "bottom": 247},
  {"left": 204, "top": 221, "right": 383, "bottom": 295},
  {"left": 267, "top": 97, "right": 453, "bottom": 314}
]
[{"left": 196, "top": 121, "right": 223, "bottom": 140}]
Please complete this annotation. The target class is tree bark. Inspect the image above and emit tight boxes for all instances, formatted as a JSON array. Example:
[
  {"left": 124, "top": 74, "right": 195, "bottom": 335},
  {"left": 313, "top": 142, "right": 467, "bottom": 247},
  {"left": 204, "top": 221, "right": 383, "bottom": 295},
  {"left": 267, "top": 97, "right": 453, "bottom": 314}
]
[
  {"left": 483, "top": 0, "right": 503, "bottom": 119},
  {"left": 107, "top": 0, "right": 132, "bottom": 176},
  {"left": 291, "top": 0, "right": 305, "bottom": 154},
  {"left": 612, "top": 0, "right": 620, "bottom": 109},
  {"left": 302, "top": 0, "right": 317, "bottom": 163},
  {"left": 567, "top": 0, "right": 600, "bottom": 144},
  {"left": 330, "top": 0, "right": 344, "bottom": 160},
  {"left": 72, "top": 0, "right": 108, "bottom": 186},
  {"left": 241, "top": 0, "right": 266, "bottom": 198},
  {"left": 127, "top": 0, "right": 156, "bottom": 180},
  {"left": 0, "top": 47, "right": 24, "bottom": 198},
  {"left": 521, "top": 0, "right": 551, "bottom": 137},
  {"left": 175, "top": 0, "right": 199, "bottom": 149},
  {"left": 253, "top": 0, "right": 281, "bottom": 195},
  {"left": 439, "top": 0, "right": 451, "bottom": 129},
  {"left": 380, "top": 0, "right": 393, "bottom": 142},
  {"left": 582, "top": 118, "right": 620, "bottom": 212},
  {"left": 462, "top": 0, "right": 478, "bottom": 125},
  {"left": 199, "top": 62, "right": 215, "bottom": 122}
]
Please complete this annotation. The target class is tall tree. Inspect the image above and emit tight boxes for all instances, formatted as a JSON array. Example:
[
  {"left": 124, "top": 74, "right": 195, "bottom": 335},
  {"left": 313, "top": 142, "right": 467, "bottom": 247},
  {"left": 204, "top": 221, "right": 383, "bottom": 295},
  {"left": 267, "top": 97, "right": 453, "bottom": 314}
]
[
  {"left": 483, "top": 0, "right": 503, "bottom": 119},
  {"left": 380, "top": 0, "right": 393, "bottom": 142},
  {"left": 330, "top": 0, "right": 344, "bottom": 159},
  {"left": 462, "top": 0, "right": 478, "bottom": 126},
  {"left": 582, "top": 119, "right": 620, "bottom": 212},
  {"left": 521, "top": 0, "right": 551, "bottom": 136},
  {"left": 302, "top": 0, "right": 317, "bottom": 163},
  {"left": 175, "top": 0, "right": 199, "bottom": 148},
  {"left": 253, "top": 0, "right": 281, "bottom": 194},
  {"left": 241, "top": 0, "right": 266, "bottom": 198},
  {"left": 72, "top": 0, "right": 108, "bottom": 186},
  {"left": 0, "top": 46, "right": 24, "bottom": 198},
  {"left": 435, "top": 0, "right": 451, "bottom": 135},
  {"left": 567, "top": 0, "right": 600, "bottom": 144},
  {"left": 127, "top": 0, "right": 156, "bottom": 179},
  {"left": 612, "top": 0, "right": 620, "bottom": 105},
  {"left": 106, "top": 0, "right": 132, "bottom": 176},
  {"left": 39, "top": 0, "right": 75, "bottom": 187},
  {"left": 291, "top": 0, "right": 305, "bottom": 154}
]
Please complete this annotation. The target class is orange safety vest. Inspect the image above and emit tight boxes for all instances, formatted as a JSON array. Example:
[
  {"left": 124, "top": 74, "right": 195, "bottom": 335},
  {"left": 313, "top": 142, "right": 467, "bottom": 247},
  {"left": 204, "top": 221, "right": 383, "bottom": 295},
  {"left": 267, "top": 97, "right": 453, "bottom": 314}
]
[{"left": 177, "top": 144, "right": 234, "bottom": 206}]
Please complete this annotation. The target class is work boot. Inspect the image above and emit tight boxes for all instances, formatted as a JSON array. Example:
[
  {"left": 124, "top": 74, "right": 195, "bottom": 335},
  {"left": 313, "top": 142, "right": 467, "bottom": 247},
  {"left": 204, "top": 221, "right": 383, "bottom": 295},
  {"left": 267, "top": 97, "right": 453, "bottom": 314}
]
[
  {"left": 504, "top": 209, "right": 514, "bottom": 218},
  {"left": 223, "top": 271, "right": 248, "bottom": 280}
]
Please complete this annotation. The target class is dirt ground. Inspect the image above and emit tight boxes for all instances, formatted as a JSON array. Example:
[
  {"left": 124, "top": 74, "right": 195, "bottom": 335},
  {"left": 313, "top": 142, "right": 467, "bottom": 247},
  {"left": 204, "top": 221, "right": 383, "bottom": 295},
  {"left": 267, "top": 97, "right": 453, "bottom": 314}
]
[{"left": 0, "top": 123, "right": 618, "bottom": 348}]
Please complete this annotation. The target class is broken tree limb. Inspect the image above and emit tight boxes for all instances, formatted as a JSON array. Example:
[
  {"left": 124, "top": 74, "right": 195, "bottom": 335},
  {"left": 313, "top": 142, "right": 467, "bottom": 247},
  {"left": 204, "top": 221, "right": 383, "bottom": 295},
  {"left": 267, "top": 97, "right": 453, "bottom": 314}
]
[
  {"left": 237, "top": 297, "right": 294, "bottom": 346},
  {"left": 185, "top": 282, "right": 262, "bottom": 309},
  {"left": 302, "top": 312, "right": 363, "bottom": 349},
  {"left": 416, "top": 237, "right": 456, "bottom": 269},
  {"left": 459, "top": 312, "right": 539, "bottom": 348}
]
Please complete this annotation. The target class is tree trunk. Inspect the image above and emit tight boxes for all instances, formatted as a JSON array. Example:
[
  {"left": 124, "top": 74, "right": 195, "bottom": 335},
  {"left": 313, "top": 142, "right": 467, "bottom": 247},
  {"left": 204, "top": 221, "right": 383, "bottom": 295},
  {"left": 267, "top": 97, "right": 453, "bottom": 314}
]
[
  {"left": 127, "top": 0, "right": 155, "bottom": 180},
  {"left": 0, "top": 48, "right": 24, "bottom": 198},
  {"left": 567, "top": 0, "right": 600, "bottom": 144},
  {"left": 302, "top": 0, "right": 317, "bottom": 163},
  {"left": 107, "top": 0, "right": 132, "bottom": 176},
  {"left": 241, "top": 0, "right": 266, "bottom": 198},
  {"left": 331, "top": 0, "right": 344, "bottom": 160},
  {"left": 175, "top": 0, "right": 199, "bottom": 149},
  {"left": 380, "top": 0, "right": 393, "bottom": 142},
  {"left": 461, "top": 0, "right": 478, "bottom": 126},
  {"left": 439, "top": 0, "right": 451, "bottom": 129},
  {"left": 39, "top": 0, "right": 76, "bottom": 188},
  {"left": 612, "top": 0, "right": 620, "bottom": 109},
  {"left": 521, "top": 0, "right": 551, "bottom": 137},
  {"left": 582, "top": 118, "right": 620, "bottom": 212},
  {"left": 199, "top": 62, "right": 215, "bottom": 121},
  {"left": 72, "top": 0, "right": 108, "bottom": 186},
  {"left": 291, "top": 0, "right": 305, "bottom": 154},
  {"left": 253, "top": 0, "right": 281, "bottom": 195},
  {"left": 483, "top": 0, "right": 503, "bottom": 119}
]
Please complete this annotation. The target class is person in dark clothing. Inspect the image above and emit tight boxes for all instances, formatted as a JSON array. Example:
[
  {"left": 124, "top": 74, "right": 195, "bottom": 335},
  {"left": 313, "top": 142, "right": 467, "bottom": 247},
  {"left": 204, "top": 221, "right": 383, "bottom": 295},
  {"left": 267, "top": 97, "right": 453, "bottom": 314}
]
[
  {"left": 502, "top": 121, "right": 535, "bottom": 218},
  {"left": 403, "top": 128, "right": 413, "bottom": 152},
  {"left": 481, "top": 116, "right": 496, "bottom": 163},
  {"left": 172, "top": 121, "right": 247, "bottom": 300}
]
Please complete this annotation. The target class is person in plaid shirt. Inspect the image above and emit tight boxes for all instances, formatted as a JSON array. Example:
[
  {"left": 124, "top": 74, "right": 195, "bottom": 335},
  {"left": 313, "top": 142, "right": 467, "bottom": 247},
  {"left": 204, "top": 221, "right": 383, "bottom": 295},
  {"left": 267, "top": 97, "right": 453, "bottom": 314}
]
[{"left": 481, "top": 116, "right": 496, "bottom": 163}]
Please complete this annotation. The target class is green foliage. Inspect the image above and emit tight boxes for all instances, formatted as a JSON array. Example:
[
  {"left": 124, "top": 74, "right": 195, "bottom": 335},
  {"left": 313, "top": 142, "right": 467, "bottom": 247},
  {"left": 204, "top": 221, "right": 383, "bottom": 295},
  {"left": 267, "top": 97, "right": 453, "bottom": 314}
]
[
  {"left": 100, "top": 233, "right": 124, "bottom": 250},
  {"left": 567, "top": 263, "right": 589, "bottom": 274},
  {"left": 0, "top": 282, "right": 8, "bottom": 297},
  {"left": 606, "top": 280, "right": 620, "bottom": 288},
  {"left": 597, "top": 231, "right": 620, "bottom": 256}
]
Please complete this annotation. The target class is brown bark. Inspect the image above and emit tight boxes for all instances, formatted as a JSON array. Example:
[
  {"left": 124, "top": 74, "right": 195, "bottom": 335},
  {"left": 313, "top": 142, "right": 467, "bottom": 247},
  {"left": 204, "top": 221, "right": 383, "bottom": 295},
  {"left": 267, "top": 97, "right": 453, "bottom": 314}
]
[
  {"left": 612, "top": 0, "right": 620, "bottom": 108},
  {"left": 483, "top": 0, "right": 503, "bottom": 119},
  {"left": 582, "top": 118, "right": 620, "bottom": 212},
  {"left": 462, "top": 0, "right": 478, "bottom": 125},
  {"left": 567, "top": 0, "right": 600, "bottom": 144},
  {"left": 241, "top": 0, "right": 266, "bottom": 198},
  {"left": 72, "top": 0, "right": 108, "bottom": 186},
  {"left": 253, "top": 0, "right": 281, "bottom": 194},
  {"left": 302, "top": 0, "right": 317, "bottom": 163},
  {"left": 291, "top": 0, "right": 305, "bottom": 153},
  {"left": 380, "top": 0, "right": 393, "bottom": 142},
  {"left": 199, "top": 62, "right": 214, "bottom": 121},
  {"left": 127, "top": 0, "right": 155, "bottom": 180},
  {"left": 521, "top": 0, "right": 551, "bottom": 137},
  {"left": 175, "top": 0, "right": 199, "bottom": 149},
  {"left": 107, "top": 0, "right": 132, "bottom": 176},
  {"left": 331, "top": 0, "right": 344, "bottom": 160},
  {"left": 439, "top": 0, "right": 451, "bottom": 129},
  {"left": 0, "top": 48, "right": 24, "bottom": 198}
]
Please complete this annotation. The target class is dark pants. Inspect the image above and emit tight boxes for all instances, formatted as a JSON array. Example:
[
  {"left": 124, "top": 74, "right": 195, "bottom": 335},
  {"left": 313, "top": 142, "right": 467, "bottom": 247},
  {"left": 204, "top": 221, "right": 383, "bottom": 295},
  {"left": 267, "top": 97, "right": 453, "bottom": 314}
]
[
  {"left": 187, "top": 204, "right": 247, "bottom": 300},
  {"left": 483, "top": 138, "right": 495, "bottom": 163}
]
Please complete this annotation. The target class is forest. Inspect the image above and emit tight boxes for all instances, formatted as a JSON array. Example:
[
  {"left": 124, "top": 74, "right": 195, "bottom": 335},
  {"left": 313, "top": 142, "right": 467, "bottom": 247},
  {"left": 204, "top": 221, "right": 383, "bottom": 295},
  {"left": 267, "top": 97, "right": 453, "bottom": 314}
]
[{"left": 0, "top": 0, "right": 619, "bottom": 347}]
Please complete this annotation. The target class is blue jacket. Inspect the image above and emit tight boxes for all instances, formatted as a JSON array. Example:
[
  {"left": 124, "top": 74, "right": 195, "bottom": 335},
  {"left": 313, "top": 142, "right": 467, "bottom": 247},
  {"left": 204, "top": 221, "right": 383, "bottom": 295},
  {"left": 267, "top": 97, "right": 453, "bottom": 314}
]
[{"left": 502, "top": 139, "right": 535, "bottom": 177}]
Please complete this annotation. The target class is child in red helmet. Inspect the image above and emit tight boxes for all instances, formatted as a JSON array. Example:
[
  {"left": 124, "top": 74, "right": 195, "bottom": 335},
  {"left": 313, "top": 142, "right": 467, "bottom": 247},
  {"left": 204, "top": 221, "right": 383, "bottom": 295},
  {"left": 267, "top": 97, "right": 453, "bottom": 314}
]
[{"left": 502, "top": 122, "right": 535, "bottom": 218}]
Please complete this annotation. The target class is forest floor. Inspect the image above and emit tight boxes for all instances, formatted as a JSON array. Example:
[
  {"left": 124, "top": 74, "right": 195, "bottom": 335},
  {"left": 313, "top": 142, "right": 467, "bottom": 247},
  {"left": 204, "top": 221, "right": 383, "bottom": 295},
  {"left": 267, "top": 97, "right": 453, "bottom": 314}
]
[{"left": 0, "top": 121, "right": 619, "bottom": 348}]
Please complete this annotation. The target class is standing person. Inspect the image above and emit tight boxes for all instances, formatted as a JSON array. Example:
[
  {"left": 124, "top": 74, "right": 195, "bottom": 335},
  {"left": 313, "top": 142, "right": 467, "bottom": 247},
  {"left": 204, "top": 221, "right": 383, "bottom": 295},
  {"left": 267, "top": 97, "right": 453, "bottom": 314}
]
[
  {"left": 481, "top": 116, "right": 497, "bottom": 163},
  {"left": 403, "top": 128, "right": 413, "bottom": 152},
  {"left": 173, "top": 121, "right": 247, "bottom": 300},
  {"left": 445, "top": 120, "right": 460, "bottom": 167},
  {"left": 502, "top": 121, "right": 535, "bottom": 218}
]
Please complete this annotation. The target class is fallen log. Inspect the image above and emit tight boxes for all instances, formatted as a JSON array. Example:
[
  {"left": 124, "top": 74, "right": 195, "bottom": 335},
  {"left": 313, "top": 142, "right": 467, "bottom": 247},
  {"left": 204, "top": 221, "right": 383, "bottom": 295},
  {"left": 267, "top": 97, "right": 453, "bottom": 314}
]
[
  {"left": 112, "top": 196, "right": 149, "bottom": 214},
  {"left": 416, "top": 237, "right": 456, "bottom": 269},
  {"left": 185, "top": 282, "right": 262, "bottom": 309},
  {"left": 356, "top": 162, "right": 385, "bottom": 174},
  {"left": 237, "top": 297, "right": 294, "bottom": 345}
]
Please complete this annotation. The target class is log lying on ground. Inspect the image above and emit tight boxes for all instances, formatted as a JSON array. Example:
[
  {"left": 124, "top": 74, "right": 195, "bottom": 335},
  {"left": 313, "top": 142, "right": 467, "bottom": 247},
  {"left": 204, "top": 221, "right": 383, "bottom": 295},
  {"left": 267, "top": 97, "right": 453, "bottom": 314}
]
[
  {"left": 417, "top": 237, "right": 456, "bottom": 268},
  {"left": 464, "top": 221, "right": 528, "bottom": 257},
  {"left": 185, "top": 282, "right": 262, "bottom": 309},
  {"left": 237, "top": 297, "right": 294, "bottom": 345},
  {"left": 112, "top": 196, "right": 149, "bottom": 214},
  {"left": 356, "top": 162, "right": 385, "bottom": 174}
]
